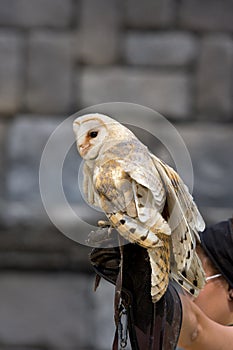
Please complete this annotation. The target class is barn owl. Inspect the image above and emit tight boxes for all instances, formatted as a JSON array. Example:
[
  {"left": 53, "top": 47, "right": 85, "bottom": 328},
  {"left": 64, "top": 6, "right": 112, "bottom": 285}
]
[{"left": 73, "top": 113, "right": 206, "bottom": 302}]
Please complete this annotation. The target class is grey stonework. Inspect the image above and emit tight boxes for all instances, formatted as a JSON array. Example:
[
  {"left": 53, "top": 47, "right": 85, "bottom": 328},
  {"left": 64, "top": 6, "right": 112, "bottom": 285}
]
[
  {"left": 6, "top": 115, "right": 63, "bottom": 203},
  {"left": 125, "top": 0, "right": 175, "bottom": 28},
  {"left": 77, "top": 0, "right": 120, "bottom": 65},
  {"left": 0, "top": 0, "right": 233, "bottom": 349},
  {"left": 26, "top": 31, "right": 73, "bottom": 114},
  {"left": 179, "top": 0, "right": 233, "bottom": 32},
  {"left": 0, "top": 0, "right": 73, "bottom": 28},
  {"left": 0, "top": 31, "right": 24, "bottom": 114},
  {"left": 196, "top": 35, "right": 233, "bottom": 119},
  {"left": 81, "top": 67, "right": 192, "bottom": 118},
  {"left": 124, "top": 31, "right": 199, "bottom": 67}
]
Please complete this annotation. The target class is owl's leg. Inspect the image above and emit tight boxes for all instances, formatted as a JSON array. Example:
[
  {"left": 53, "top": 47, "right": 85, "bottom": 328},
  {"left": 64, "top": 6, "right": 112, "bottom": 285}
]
[{"left": 147, "top": 237, "right": 170, "bottom": 302}]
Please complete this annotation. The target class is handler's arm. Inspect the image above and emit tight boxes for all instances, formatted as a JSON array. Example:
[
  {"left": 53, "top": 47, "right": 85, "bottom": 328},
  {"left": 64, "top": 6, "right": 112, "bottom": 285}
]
[{"left": 178, "top": 294, "right": 233, "bottom": 350}]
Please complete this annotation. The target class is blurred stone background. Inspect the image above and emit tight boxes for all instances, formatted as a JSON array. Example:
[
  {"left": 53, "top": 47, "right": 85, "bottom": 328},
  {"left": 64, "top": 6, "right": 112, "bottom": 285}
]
[{"left": 0, "top": 0, "right": 232, "bottom": 349}]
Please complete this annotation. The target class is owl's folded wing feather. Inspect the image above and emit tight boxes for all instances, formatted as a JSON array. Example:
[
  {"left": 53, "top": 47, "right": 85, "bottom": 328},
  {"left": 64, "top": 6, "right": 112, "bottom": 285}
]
[
  {"left": 93, "top": 158, "right": 171, "bottom": 247},
  {"left": 150, "top": 154, "right": 205, "bottom": 272},
  {"left": 103, "top": 139, "right": 167, "bottom": 213},
  {"left": 118, "top": 158, "right": 166, "bottom": 213}
]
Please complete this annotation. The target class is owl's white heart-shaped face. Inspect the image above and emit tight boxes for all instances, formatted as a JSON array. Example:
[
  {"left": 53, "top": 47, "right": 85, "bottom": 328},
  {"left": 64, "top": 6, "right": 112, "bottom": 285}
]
[
  {"left": 73, "top": 114, "right": 111, "bottom": 160},
  {"left": 73, "top": 113, "right": 137, "bottom": 160}
]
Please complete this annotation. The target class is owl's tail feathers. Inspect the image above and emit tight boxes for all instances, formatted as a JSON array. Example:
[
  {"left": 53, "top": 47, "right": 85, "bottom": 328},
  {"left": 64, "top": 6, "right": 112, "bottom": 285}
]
[
  {"left": 170, "top": 252, "right": 206, "bottom": 298},
  {"left": 148, "top": 244, "right": 170, "bottom": 303}
]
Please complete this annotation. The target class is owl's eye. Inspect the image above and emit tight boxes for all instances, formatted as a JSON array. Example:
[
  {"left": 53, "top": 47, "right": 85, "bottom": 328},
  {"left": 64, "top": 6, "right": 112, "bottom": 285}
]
[{"left": 89, "top": 131, "right": 98, "bottom": 138}]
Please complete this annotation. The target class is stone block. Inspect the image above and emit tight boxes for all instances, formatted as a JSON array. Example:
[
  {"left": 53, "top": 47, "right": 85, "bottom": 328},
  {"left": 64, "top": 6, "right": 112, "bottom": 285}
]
[
  {"left": 175, "top": 123, "right": 233, "bottom": 223},
  {"left": 26, "top": 31, "right": 73, "bottom": 114},
  {"left": 0, "top": 31, "right": 24, "bottom": 114},
  {"left": 0, "top": 273, "right": 115, "bottom": 349},
  {"left": 196, "top": 35, "right": 233, "bottom": 118},
  {"left": 80, "top": 68, "right": 192, "bottom": 119},
  {"left": 76, "top": 0, "right": 120, "bottom": 64},
  {"left": 124, "top": 32, "right": 199, "bottom": 66},
  {"left": 125, "top": 0, "right": 175, "bottom": 28},
  {"left": 0, "top": 0, "right": 72, "bottom": 28},
  {"left": 179, "top": 0, "right": 233, "bottom": 31}
]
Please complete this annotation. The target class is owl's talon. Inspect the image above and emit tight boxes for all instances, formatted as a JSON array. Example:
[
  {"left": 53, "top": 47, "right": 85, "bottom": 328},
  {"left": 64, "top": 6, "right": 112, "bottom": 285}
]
[
  {"left": 97, "top": 220, "right": 113, "bottom": 237},
  {"left": 86, "top": 225, "right": 115, "bottom": 247},
  {"left": 98, "top": 220, "right": 111, "bottom": 228},
  {"left": 107, "top": 226, "right": 113, "bottom": 236}
]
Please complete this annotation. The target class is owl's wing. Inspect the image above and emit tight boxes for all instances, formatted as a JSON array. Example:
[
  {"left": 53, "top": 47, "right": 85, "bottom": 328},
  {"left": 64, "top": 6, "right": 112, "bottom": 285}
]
[
  {"left": 150, "top": 153, "right": 205, "bottom": 272},
  {"left": 94, "top": 157, "right": 171, "bottom": 301},
  {"left": 94, "top": 157, "right": 171, "bottom": 248},
  {"left": 104, "top": 139, "right": 167, "bottom": 213}
]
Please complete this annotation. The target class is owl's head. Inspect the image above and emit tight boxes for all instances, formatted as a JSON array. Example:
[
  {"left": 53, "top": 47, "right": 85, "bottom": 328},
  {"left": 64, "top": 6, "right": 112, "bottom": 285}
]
[{"left": 73, "top": 113, "right": 134, "bottom": 160}]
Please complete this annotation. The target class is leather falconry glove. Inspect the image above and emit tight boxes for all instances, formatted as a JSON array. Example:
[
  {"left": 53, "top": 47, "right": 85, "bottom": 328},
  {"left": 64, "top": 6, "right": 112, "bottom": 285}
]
[{"left": 89, "top": 228, "right": 182, "bottom": 350}]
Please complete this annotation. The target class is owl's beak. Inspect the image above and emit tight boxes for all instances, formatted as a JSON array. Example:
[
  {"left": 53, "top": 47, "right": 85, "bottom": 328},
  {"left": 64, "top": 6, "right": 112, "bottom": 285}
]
[{"left": 78, "top": 143, "right": 90, "bottom": 156}]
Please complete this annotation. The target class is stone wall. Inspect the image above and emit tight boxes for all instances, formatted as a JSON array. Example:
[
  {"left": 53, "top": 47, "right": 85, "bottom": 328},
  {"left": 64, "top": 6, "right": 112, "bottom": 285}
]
[{"left": 0, "top": 0, "right": 232, "bottom": 349}]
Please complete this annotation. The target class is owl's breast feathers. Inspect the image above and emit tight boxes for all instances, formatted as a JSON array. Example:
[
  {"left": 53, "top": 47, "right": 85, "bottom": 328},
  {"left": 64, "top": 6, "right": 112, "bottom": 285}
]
[{"left": 94, "top": 158, "right": 137, "bottom": 217}]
